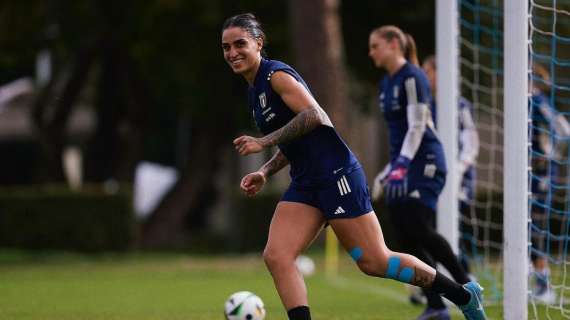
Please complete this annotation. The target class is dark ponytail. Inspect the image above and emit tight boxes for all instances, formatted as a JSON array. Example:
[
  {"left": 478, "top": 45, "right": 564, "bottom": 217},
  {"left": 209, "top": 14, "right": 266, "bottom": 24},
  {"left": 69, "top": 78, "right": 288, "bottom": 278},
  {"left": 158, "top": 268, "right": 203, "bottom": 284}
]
[
  {"left": 404, "top": 33, "right": 419, "bottom": 66},
  {"left": 222, "top": 13, "right": 267, "bottom": 57}
]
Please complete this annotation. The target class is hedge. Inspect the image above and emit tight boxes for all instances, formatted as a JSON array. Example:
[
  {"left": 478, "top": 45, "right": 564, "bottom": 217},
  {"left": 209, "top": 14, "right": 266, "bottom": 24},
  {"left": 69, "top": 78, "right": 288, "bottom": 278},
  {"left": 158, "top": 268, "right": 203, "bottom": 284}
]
[{"left": 0, "top": 186, "right": 134, "bottom": 252}]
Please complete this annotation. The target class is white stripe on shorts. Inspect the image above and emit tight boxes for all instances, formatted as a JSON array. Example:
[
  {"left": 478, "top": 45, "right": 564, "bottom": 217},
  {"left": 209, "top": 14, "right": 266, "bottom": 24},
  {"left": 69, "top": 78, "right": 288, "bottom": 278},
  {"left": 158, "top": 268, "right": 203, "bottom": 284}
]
[
  {"left": 337, "top": 175, "right": 351, "bottom": 196},
  {"left": 342, "top": 176, "right": 351, "bottom": 193}
]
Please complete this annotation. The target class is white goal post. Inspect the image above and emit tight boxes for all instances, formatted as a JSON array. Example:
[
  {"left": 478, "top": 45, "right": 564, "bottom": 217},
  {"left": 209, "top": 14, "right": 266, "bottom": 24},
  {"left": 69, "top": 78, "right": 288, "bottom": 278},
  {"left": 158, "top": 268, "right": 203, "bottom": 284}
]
[
  {"left": 503, "top": 0, "right": 529, "bottom": 319},
  {"left": 437, "top": 0, "right": 529, "bottom": 318},
  {"left": 436, "top": 0, "right": 460, "bottom": 255}
]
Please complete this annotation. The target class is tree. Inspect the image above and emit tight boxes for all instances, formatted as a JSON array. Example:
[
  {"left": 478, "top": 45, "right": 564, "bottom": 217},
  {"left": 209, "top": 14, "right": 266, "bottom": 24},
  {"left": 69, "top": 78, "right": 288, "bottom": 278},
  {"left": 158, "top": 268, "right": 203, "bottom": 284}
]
[
  {"left": 31, "top": 0, "right": 149, "bottom": 183},
  {"left": 289, "top": 0, "right": 350, "bottom": 141}
]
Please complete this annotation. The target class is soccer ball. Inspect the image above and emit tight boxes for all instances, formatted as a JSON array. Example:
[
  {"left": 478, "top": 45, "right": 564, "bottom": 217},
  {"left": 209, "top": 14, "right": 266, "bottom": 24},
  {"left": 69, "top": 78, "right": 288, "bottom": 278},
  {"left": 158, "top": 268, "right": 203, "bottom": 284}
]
[{"left": 224, "top": 291, "right": 266, "bottom": 320}]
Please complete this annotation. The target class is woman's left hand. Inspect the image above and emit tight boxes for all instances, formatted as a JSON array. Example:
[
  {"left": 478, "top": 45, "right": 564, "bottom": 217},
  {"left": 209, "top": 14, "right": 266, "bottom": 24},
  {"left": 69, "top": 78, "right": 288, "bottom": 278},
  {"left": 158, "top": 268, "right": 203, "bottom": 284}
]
[
  {"left": 233, "top": 135, "right": 264, "bottom": 155},
  {"left": 240, "top": 171, "right": 267, "bottom": 197}
]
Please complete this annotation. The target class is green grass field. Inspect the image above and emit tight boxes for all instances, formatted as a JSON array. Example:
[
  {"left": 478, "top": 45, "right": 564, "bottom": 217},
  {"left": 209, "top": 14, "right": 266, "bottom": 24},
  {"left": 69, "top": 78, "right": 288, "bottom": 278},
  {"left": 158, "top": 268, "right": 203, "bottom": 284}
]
[{"left": 0, "top": 250, "right": 566, "bottom": 319}]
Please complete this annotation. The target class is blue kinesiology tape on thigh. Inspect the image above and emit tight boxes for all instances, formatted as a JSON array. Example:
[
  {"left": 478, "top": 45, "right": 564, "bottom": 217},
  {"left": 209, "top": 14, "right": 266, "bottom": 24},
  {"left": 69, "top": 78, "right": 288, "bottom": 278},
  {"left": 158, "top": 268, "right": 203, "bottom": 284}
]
[{"left": 349, "top": 247, "right": 363, "bottom": 262}]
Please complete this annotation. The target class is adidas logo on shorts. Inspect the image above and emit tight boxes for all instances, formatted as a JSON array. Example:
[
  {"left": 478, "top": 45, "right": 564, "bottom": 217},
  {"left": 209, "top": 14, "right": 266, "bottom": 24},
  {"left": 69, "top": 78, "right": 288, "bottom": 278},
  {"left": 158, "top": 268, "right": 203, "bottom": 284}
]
[{"left": 334, "top": 206, "right": 346, "bottom": 215}]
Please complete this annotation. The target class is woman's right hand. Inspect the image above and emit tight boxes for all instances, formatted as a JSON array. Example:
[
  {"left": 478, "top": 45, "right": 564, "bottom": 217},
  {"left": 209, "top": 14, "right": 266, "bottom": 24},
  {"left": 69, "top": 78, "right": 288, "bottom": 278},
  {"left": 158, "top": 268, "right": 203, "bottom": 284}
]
[
  {"left": 234, "top": 135, "right": 265, "bottom": 155},
  {"left": 240, "top": 171, "right": 267, "bottom": 197}
]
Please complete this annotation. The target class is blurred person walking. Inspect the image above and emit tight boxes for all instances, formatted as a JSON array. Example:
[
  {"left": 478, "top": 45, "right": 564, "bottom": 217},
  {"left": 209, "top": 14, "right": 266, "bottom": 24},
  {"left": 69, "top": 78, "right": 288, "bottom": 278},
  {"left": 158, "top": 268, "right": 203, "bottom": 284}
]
[
  {"left": 222, "top": 13, "right": 486, "bottom": 320},
  {"left": 528, "top": 63, "right": 570, "bottom": 303}
]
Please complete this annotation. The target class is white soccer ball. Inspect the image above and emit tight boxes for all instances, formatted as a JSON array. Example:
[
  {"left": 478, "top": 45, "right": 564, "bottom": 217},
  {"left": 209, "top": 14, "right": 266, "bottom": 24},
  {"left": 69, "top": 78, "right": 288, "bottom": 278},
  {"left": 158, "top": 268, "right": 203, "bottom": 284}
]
[
  {"left": 295, "top": 255, "right": 316, "bottom": 276},
  {"left": 224, "top": 291, "right": 266, "bottom": 320}
]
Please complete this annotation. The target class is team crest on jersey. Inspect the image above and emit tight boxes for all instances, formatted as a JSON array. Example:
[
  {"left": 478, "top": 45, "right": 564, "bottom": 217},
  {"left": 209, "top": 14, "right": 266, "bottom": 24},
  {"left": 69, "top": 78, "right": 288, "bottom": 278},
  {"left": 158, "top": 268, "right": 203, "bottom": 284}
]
[{"left": 259, "top": 92, "right": 267, "bottom": 109}]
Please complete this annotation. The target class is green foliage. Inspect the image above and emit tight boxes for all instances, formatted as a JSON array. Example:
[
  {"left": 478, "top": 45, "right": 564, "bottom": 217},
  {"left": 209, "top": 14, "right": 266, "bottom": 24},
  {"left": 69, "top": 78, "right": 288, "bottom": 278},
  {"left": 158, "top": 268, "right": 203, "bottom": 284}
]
[
  {"left": 0, "top": 0, "right": 436, "bottom": 121},
  {"left": 341, "top": 1, "right": 435, "bottom": 84},
  {"left": 0, "top": 1, "right": 46, "bottom": 83},
  {"left": 0, "top": 0, "right": 436, "bottom": 167},
  {"left": 0, "top": 186, "right": 134, "bottom": 252}
]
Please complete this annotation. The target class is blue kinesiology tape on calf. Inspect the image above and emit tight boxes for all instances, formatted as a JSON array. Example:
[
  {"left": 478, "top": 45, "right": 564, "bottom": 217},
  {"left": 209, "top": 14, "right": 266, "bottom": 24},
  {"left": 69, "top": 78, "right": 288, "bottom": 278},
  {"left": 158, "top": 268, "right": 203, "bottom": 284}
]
[
  {"left": 386, "top": 256, "right": 400, "bottom": 279},
  {"left": 398, "top": 267, "right": 414, "bottom": 283},
  {"left": 385, "top": 256, "right": 414, "bottom": 283},
  {"left": 349, "top": 247, "right": 363, "bottom": 262}
]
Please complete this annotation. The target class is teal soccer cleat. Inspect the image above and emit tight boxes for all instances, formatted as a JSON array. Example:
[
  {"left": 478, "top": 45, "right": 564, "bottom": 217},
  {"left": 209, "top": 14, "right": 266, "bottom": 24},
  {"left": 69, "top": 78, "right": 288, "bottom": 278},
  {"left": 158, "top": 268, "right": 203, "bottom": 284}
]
[{"left": 459, "top": 281, "right": 487, "bottom": 320}]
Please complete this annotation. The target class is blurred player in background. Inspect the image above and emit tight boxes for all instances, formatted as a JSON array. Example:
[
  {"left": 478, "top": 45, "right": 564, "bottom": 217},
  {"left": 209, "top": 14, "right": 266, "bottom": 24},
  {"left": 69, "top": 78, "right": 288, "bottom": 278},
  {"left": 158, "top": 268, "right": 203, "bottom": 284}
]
[
  {"left": 529, "top": 63, "right": 570, "bottom": 303},
  {"left": 369, "top": 26, "right": 481, "bottom": 320},
  {"left": 223, "top": 13, "right": 486, "bottom": 320},
  {"left": 422, "top": 55, "right": 480, "bottom": 278}
]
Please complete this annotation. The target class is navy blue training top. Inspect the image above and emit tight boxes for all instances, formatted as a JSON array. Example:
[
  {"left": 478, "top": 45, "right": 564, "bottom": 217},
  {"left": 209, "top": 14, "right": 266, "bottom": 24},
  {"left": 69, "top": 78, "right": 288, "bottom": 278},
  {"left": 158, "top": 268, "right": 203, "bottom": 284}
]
[
  {"left": 379, "top": 62, "right": 447, "bottom": 173},
  {"left": 247, "top": 58, "right": 360, "bottom": 187}
]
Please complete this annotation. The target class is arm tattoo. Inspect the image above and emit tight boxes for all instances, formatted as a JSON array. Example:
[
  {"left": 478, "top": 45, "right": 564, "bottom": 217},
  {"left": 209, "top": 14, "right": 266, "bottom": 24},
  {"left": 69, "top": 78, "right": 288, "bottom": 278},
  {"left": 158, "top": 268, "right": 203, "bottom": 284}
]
[
  {"left": 260, "top": 150, "right": 289, "bottom": 178},
  {"left": 258, "top": 107, "right": 332, "bottom": 147},
  {"left": 412, "top": 267, "right": 436, "bottom": 288}
]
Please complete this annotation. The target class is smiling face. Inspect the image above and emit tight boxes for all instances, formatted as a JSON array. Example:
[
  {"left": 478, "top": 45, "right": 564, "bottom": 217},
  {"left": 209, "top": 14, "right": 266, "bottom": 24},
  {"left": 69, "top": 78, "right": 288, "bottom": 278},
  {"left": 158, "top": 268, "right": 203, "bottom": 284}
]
[{"left": 221, "top": 27, "right": 262, "bottom": 80}]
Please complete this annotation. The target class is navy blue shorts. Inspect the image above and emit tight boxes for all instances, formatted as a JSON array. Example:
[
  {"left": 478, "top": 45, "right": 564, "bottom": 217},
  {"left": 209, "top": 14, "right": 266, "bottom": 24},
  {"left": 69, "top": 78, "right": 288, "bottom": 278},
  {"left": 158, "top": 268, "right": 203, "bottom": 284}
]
[{"left": 281, "top": 167, "right": 373, "bottom": 220}]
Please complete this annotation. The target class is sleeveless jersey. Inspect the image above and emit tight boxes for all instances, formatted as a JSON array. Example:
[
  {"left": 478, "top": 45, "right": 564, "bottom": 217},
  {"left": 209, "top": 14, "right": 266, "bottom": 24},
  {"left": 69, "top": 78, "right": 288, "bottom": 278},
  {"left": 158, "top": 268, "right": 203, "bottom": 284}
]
[{"left": 247, "top": 58, "right": 360, "bottom": 187}]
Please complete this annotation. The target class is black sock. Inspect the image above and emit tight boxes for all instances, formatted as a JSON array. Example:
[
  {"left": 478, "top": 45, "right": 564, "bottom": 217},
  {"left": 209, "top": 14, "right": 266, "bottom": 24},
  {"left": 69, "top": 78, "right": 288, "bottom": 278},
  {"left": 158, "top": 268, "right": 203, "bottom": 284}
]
[
  {"left": 424, "top": 288, "right": 447, "bottom": 309},
  {"left": 430, "top": 271, "right": 470, "bottom": 306},
  {"left": 287, "top": 305, "right": 311, "bottom": 320}
]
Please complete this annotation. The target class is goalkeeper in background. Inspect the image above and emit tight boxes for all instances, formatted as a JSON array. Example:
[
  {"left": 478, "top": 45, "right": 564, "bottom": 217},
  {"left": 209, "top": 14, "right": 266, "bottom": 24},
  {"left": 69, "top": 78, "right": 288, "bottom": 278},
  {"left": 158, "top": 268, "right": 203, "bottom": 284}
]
[
  {"left": 369, "top": 26, "right": 483, "bottom": 320},
  {"left": 398, "top": 55, "right": 481, "bottom": 307}
]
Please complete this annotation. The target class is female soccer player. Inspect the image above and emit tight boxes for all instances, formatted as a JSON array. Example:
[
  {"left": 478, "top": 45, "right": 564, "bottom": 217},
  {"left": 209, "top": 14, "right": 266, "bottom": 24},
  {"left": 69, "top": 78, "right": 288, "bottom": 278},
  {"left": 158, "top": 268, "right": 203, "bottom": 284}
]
[
  {"left": 368, "top": 26, "right": 481, "bottom": 320},
  {"left": 222, "top": 13, "right": 486, "bottom": 320},
  {"left": 529, "top": 63, "right": 570, "bottom": 303},
  {"left": 422, "top": 55, "right": 480, "bottom": 277}
]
